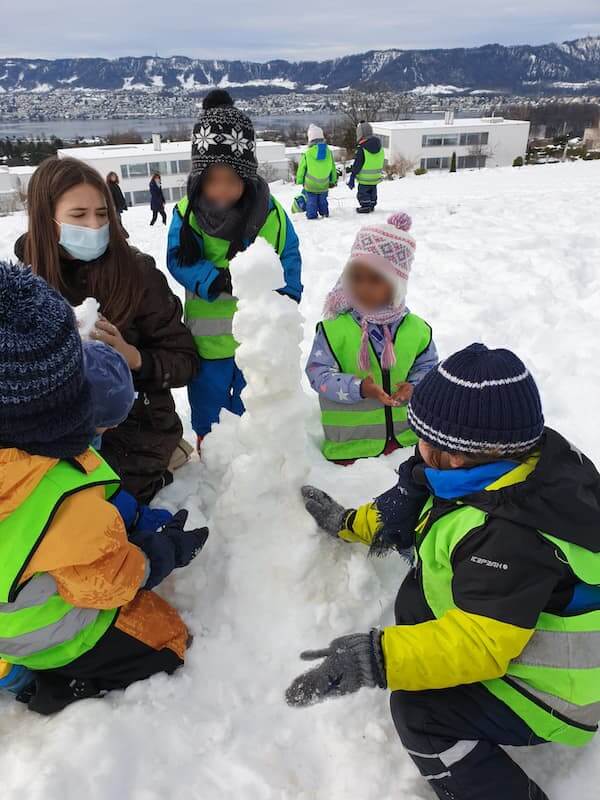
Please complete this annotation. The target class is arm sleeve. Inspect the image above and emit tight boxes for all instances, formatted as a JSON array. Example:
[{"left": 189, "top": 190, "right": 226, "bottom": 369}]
[
  {"left": 381, "top": 519, "right": 565, "bottom": 690},
  {"left": 296, "top": 154, "right": 307, "bottom": 185},
  {"left": 166, "top": 210, "right": 221, "bottom": 300},
  {"left": 329, "top": 154, "right": 338, "bottom": 186},
  {"left": 407, "top": 338, "right": 439, "bottom": 387},
  {"left": 350, "top": 147, "right": 365, "bottom": 178},
  {"left": 339, "top": 502, "right": 380, "bottom": 545},
  {"left": 132, "top": 261, "right": 199, "bottom": 390},
  {"left": 305, "top": 325, "right": 363, "bottom": 403},
  {"left": 277, "top": 211, "right": 303, "bottom": 301}
]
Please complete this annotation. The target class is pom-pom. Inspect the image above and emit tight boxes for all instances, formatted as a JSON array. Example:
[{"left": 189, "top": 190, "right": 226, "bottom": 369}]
[
  {"left": 387, "top": 212, "right": 412, "bottom": 231},
  {"left": 202, "top": 89, "right": 235, "bottom": 110}
]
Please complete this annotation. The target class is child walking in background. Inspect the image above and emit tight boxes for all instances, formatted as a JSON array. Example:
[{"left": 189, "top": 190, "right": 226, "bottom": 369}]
[
  {"left": 167, "top": 89, "right": 303, "bottom": 450},
  {"left": 306, "top": 212, "right": 437, "bottom": 463},
  {"left": 347, "top": 121, "right": 385, "bottom": 213},
  {"left": 291, "top": 344, "right": 600, "bottom": 800},
  {"left": 295, "top": 124, "right": 338, "bottom": 220},
  {"left": 0, "top": 262, "right": 207, "bottom": 714}
]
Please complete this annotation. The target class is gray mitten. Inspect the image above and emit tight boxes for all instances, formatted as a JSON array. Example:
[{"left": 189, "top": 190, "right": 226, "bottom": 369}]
[
  {"left": 302, "top": 485, "right": 351, "bottom": 537},
  {"left": 285, "top": 630, "right": 386, "bottom": 707}
]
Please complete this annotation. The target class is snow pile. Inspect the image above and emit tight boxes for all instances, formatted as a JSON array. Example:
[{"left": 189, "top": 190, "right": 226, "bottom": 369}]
[{"left": 73, "top": 297, "right": 100, "bottom": 339}]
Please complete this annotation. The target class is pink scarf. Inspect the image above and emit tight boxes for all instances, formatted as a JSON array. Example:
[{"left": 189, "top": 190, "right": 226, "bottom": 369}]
[{"left": 323, "top": 279, "right": 405, "bottom": 371}]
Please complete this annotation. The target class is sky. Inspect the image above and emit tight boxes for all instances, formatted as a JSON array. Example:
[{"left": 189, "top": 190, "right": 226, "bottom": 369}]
[{"left": 2, "top": 1, "right": 600, "bottom": 60}]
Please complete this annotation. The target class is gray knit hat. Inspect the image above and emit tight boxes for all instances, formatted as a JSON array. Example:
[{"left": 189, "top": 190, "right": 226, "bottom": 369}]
[{"left": 356, "top": 121, "right": 373, "bottom": 141}]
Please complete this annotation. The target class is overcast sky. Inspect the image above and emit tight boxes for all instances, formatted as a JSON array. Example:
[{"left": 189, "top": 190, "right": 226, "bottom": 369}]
[{"left": 2, "top": 2, "right": 600, "bottom": 60}]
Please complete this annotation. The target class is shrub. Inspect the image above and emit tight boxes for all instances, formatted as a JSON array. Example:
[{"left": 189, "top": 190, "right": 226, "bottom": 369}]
[
  {"left": 414, "top": 167, "right": 427, "bottom": 176},
  {"left": 513, "top": 156, "right": 524, "bottom": 167}
]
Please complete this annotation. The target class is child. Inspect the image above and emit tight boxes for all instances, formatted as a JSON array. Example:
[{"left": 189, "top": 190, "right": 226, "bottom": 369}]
[
  {"left": 295, "top": 124, "right": 338, "bottom": 220},
  {"left": 289, "top": 343, "right": 600, "bottom": 800},
  {"left": 306, "top": 212, "right": 438, "bottom": 463},
  {"left": 347, "top": 121, "right": 385, "bottom": 213},
  {"left": 0, "top": 261, "right": 207, "bottom": 714},
  {"left": 167, "top": 89, "right": 303, "bottom": 449}
]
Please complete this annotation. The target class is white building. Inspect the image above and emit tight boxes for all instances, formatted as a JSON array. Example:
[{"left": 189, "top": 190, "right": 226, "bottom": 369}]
[
  {"left": 371, "top": 114, "right": 530, "bottom": 172},
  {"left": 57, "top": 137, "right": 290, "bottom": 207},
  {"left": 0, "top": 165, "right": 35, "bottom": 214}
]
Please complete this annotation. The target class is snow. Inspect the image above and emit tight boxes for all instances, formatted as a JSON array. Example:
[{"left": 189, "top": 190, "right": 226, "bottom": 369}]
[
  {"left": 73, "top": 297, "right": 100, "bottom": 340},
  {"left": 1, "top": 161, "right": 600, "bottom": 799}
]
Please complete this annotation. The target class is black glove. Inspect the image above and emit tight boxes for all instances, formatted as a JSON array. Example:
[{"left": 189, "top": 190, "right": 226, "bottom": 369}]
[
  {"left": 286, "top": 630, "right": 386, "bottom": 707},
  {"left": 209, "top": 269, "right": 233, "bottom": 297},
  {"left": 130, "top": 510, "right": 209, "bottom": 590},
  {"left": 301, "top": 486, "right": 352, "bottom": 537}
]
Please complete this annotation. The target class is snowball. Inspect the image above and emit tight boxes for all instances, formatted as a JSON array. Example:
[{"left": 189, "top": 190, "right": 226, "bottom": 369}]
[{"left": 73, "top": 297, "right": 100, "bottom": 339}]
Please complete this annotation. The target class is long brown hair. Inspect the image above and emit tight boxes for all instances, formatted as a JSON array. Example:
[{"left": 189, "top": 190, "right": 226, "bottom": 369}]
[{"left": 25, "top": 157, "right": 143, "bottom": 328}]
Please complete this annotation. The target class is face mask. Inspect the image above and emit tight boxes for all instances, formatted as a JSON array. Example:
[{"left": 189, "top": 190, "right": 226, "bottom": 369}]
[{"left": 57, "top": 221, "right": 110, "bottom": 262}]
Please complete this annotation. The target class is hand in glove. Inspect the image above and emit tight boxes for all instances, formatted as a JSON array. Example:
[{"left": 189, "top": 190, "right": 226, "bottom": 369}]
[
  {"left": 209, "top": 268, "right": 233, "bottom": 297},
  {"left": 347, "top": 176, "right": 355, "bottom": 190},
  {"left": 130, "top": 510, "right": 209, "bottom": 590},
  {"left": 286, "top": 631, "right": 386, "bottom": 707},
  {"left": 301, "top": 486, "right": 352, "bottom": 537}
]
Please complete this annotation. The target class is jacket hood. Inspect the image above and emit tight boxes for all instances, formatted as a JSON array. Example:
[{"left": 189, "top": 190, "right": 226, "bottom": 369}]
[
  {"left": 467, "top": 428, "right": 600, "bottom": 552},
  {"left": 361, "top": 136, "right": 382, "bottom": 154},
  {"left": 0, "top": 449, "right": 57, "bottom": 522}
]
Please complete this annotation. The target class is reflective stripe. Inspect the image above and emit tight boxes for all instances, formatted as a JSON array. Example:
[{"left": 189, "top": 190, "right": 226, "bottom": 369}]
[
  {"left": 0, "top": 574, "right": 56, "bottom": 612},
  {"left": 305, "top": 173, "right": 329, "bottom": 187},
  {"left": 407, "top": 739, "right": 479, "bottom": 768},
  {"left": 322, "top": 423, "right": 387, "bottom": 442},
  {"left": 319, "top": 396, "right": 382, "bottom": 413},
  {"left": 509, "top": 677, "right": 600, "bottom": 728},
  {"left": 187, "top": 317, "right": 234, "bottom": 337},
  {"left": 0, "top": 607, "right": 100, "bottom": 657},
  {"left": 393, "top": 420, "right": 411, "bottom": 436},
  {"left": 423, "top": 771, "right": 451, "bottom": 781},
  {"left": 514, "top": 630, "right": 600, "bottom": 670},
  {"left": 358, "top": 168, "right": 384, "bottom": 174}
]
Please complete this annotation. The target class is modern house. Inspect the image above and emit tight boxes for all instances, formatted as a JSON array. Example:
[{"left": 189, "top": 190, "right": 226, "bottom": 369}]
[
  {"left": 57, "top": 136, "right": 290, "bottom": 207},
  {"left": 371, "top": 113, "right": 530, "bottom": 172}
]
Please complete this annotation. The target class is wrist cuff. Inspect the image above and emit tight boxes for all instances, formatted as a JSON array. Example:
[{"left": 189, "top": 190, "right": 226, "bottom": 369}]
[{"left": 369, "top": 629, "right": 387, "bottom": 689}]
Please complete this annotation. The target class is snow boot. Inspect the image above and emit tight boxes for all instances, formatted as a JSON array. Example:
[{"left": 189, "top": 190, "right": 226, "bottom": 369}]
[{"left": 168, "top": 438, "right": 194, "bottom": 472}]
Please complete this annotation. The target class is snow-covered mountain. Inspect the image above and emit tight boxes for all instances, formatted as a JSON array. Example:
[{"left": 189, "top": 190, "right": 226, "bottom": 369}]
[{"left": 1, "top": 37, "right": 600, "bottom": 94}]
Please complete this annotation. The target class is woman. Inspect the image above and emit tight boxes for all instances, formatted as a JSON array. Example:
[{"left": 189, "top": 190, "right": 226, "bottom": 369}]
[
  {"left": 149, "top": 172, "right": 167, "bottom": 226},
  {"left": 106, "top": 171, "right": 129, "bottom": 237},
  {"left": 15, "top": 157, "right": 199, "bottom": 502}
]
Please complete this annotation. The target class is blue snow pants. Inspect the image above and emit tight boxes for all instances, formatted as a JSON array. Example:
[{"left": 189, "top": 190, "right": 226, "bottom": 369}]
[
  {"left": 306, "top": 191, "right": 329, "bottom": 219},
  {"left": 357, "top": 183, "right": 378, "bottom": 210},
  {"left": 188, "top": 357, "right": 246, "bottom": 436}
]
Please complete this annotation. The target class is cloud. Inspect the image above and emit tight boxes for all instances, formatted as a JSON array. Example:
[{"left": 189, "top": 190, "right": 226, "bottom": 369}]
[{"left": 1, "top": 1, "right": 599, "bottom": 60}]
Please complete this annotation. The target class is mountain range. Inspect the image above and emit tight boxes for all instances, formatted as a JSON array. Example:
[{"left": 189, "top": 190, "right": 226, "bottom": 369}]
[{"left": 1, "top": 37, "right": 599, "bottom": 95}]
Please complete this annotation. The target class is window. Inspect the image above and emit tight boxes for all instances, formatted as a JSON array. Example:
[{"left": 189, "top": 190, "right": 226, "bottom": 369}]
[
  {"left": 149, "top": 161, "right": 170, "bottom": 175},
  {"left": 132, "top": 189, "right": 151, "bottom": 205},
  {"left": 378, "top": 134, "right": 390, "bottom": 148},
  {"left": 421, "top": 156, "right": 450, "bottom": 170},
  {"left": 127, "top": 162, "right": 149, "bottom": 178},
  {"left": 124, "top": 192, "right": 133, "bottom": 206},
  {"left": 422, "top": 134, "right": 459, "bottom": 147},
  {"left": 170, "top": 185, "right": 186, "bottom": 202},
  {"left": 170, "top": 160, "right": 179, "bottom": 174},
  {"left": 459, "top": 132, "right": 489, "bottom": 147},
  {"left": 457, "top": 155, "right": 487, "bottom": 169},
  {"left": 120, "top": 165, "right": 129, "bottom": 179},
  {"left": 178, "top": 159, "right": 192, "bottom": 174}
]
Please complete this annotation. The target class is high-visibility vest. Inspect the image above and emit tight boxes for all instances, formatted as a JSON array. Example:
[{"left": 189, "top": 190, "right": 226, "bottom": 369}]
[
  {"left": 318, "top": 312, "right": 432, "bottom": 461},
  {"left": 302, "top": 145, "right": 336, "bottom": 194},
  {"left": 0, "top": 455, "right": 121, "bottom": 670},
  {"left": 415, "top": 498, "right": 600, "bottom": 746},
  {"left": 177, "top": 196, "right": 288, "bottom": 360},
  {"left": 356, "top": 146, "right": 385, "bottom": 185}
]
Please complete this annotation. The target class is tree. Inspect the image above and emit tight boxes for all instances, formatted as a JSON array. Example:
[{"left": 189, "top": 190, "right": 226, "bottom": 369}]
[
  {"left": 335, "top": 83, "right": 414, "bottom": 152},
  {"left": 449, "top": 151, "right": 457, "bottom": 173}
]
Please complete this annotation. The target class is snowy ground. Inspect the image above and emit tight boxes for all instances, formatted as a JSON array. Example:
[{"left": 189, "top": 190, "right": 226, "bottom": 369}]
[{"left": 1, "top": 161, "right": 600, "bottom": 799}]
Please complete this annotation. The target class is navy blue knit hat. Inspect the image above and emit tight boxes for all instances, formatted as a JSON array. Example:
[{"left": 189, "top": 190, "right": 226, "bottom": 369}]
[
  {"left": 0, "top": 260, "right": 95, "bottom": 458},
  {"left": 408, "top": 343, "right": 544, "bottom": 455},
  {"left": 83, "top": 341, "right": 135, "bottom": 429}
]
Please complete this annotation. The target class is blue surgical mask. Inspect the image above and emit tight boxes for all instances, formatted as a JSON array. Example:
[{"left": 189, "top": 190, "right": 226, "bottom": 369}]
[{"left": 57, "top": 221, "right": 110, "bottom": 262}]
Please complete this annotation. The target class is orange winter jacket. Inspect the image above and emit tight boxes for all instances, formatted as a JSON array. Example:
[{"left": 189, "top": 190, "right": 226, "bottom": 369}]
[{"left": 0, "top": 448, "right": 188, "bottom": 660}]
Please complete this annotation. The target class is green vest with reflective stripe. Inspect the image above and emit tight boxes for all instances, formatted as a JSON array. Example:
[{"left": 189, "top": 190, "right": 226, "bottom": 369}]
[
  {"left": 319, "top": 312, "right": 431, "bottom": 461},
  {"left": 415, "top": 498, "right": 600, "bottom": 746},
  {"left": 302, "top": 145, "right": 335, "bottom": 193},
  {"left": 357, "top": 147, "right": 385, "bottom": 185},
  {"left": 0, "top": 454, "right": 121, "bottom": 670},
  {"left": 178, "top": 196, "right": 288, "bottom": 360}
]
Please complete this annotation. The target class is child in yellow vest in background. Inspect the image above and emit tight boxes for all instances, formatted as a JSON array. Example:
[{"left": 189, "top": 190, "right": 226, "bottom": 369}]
[
  {"left": 306, "top": 212, "right": 438, "bottom": 464},
  {"left": 295, "top": 124, "right": 338, "bottom": 220}
]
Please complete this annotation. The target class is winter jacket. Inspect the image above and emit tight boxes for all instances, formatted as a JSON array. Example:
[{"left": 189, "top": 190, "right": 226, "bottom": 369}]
[
  {"left": 108, "top": 182, "right": 127, "bottom": 214},
  {"left": 306, "top": 309, "right": 438, "bottom": 404},
  {"left": 350, "top": 135, "right": 384, "bottom": 180},
  {"left": 167, "top": 195, "right": 303, "bottom": 304},
  {"left": 0, "top": 447, "right": 188, "bottom": 666},
  {"left": 149, "top": 179, "right": 166, "bottom": 211},
  {"left": 296, "top": 142, "right": 338, "bottom": 194},
  {"left": 341, "top": 429, "right": 600, "bottom": 744},
  {"left": 14, "top": 236, "right": 199, "bottom": 503}
]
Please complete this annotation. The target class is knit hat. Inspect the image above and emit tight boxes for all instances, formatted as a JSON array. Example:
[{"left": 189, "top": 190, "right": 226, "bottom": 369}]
[
  {"left": 408, "top": 343, "right": 545, "bottom": 455},
  {"left": 307, "top": 124, "right": 324, "bottom": 142},
  {"left": 323, "top": 212, "right": 416, "bottom": 371},
  {"left": 356, "top": 121, "right": 373, "bottom": 141},
  {"left": 191, "top": 89, "right": 257, "bottom": 180},
  {"left": 0, "top": 260, "right": 95, "bottom": 458},
  {"left": 83, "top": 340, "right": 135, "bottom": 429}
]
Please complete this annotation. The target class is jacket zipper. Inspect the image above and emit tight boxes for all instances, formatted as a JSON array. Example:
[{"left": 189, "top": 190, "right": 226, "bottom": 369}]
[{"left": 382, "top": 368, "right": 394, "bottom": 443}]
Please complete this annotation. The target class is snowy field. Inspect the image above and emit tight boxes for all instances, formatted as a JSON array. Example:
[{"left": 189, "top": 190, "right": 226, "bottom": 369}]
[{"left": 1, "top": 161, "right": 600, "bottom": 799}]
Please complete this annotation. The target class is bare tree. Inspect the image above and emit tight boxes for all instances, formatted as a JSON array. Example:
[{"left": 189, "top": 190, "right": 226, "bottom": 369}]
[
  {"left": 383, "top": 155, "right": 417, "bottom": 179},
  {"left": 337, "top": 83, "right": 414, "bottom": 126}
]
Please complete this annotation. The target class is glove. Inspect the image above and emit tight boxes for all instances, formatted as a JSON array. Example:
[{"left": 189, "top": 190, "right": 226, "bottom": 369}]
[
  {"left": 131, "top": 510, "right": 209, "bottom": 590},
  {"left": 286, "top": 630, "right": 386, "bottom": 707},
  {"left": 347, "top": 176, "right": 355, "bottom": 190},
  {"left": 210, "top": 269, "right": 233, "bottom": 297},
  {"left": 301, "top": 486, "right": 351, "bottom": 537}
]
